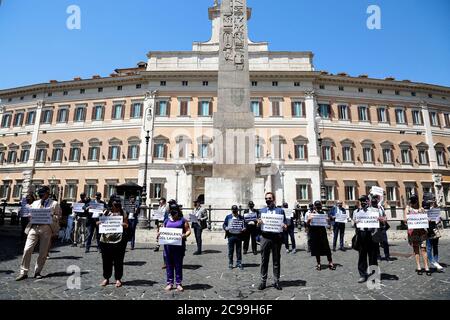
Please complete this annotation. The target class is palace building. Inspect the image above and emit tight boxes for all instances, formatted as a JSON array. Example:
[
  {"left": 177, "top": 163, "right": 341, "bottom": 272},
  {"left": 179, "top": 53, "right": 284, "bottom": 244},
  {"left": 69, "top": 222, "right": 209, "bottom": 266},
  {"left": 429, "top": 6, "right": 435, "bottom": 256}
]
[{"left": 1, "top": 2, "right": 450, "bottom": 218}]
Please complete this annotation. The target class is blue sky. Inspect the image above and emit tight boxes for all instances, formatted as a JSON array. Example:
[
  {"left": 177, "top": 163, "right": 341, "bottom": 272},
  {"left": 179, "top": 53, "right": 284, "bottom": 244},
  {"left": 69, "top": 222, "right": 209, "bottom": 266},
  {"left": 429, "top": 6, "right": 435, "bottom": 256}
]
[{"left": 0, "top": 0, "right": 449, "bottom": 89}]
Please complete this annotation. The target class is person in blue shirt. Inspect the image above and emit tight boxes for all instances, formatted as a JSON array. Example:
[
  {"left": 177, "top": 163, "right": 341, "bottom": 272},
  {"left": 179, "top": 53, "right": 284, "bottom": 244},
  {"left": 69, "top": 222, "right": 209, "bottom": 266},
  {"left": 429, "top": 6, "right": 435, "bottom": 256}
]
[
  {"left": 256, "top": 192, "right": 287, "bottom": 291},
  {"left": 329, "top": 201, "right": 348, "bottom": 251},
  {"left": 223, "top": 205, "right": 246, "bottom": 270}
]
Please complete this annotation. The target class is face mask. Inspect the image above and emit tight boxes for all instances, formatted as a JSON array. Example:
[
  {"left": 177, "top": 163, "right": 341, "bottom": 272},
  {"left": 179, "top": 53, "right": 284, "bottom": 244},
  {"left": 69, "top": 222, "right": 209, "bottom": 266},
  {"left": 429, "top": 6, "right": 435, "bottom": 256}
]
[
  {"left": 361, "top": 202, "right": 369, "bottom": 208},
  {"left": 371, "top": 200, "right": 378, "bottom": 207},
  {"left": 266, "top": 200, "right": 273, "bottom": 206}
]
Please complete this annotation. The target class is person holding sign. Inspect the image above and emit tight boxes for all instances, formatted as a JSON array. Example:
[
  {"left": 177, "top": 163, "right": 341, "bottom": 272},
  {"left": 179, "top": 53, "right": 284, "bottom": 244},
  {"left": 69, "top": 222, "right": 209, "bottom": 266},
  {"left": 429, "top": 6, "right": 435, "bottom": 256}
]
[
  {"left": 85, "top": 192, "right": 106, "bottom": 253},
  {"left": 256, "top": 192, "right": 287, "bottom": 291},
  {"left": 160, "top": 203, "right": 191, "bottom": 292},
  {"left": 72, "top": 193, "right": 90, "bottom": 248},
  {"left": 329, "top": 201, "right": 349, "bottom": 252},
  {"left": 242, "top": 201, "right": 259, "bottom": 255},
  {"left": 424, "top": 194, "right": 444, "bottom": 272},
  {"left": 307, "top": 201, "right": 335, "bottom": 271},
  {"left": 154, "top": 198, "right": 169, "bottom": 253},
  {"left": 98, "top": 197, "right": 129, "bottom": 288},
  {"left": 125, "top": 195, "right": 139, "bottom": 250},
  {"left": 16, "top": 186, "right": 61, "bottom": 281},
  {"left": 403, "top": 194, "right": 431, "bottom": 276},
  {"left": 282, "top": 203, "right": 297, "bottom": 254},
  {"left": 19, "top": 193, "right": 35, "bottom": 244},
  {"left": 223, "top": 205, "right": 246, "bottom": 270}
]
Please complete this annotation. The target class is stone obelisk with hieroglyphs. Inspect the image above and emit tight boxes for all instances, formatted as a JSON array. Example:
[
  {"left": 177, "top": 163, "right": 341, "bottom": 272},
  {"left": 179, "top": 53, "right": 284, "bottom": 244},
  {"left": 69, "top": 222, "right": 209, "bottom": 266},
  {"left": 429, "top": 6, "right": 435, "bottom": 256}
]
[{"left": 205, "top": 0, "right": 265, "bottom": 208}]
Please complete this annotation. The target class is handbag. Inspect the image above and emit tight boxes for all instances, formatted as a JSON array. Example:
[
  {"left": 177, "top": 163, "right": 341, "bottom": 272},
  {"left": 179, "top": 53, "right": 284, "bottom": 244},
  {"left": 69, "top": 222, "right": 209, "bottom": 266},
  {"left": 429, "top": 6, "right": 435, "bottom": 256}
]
[
  {"left": 351, "top": 233, "right": 360, "bottom": 251},
  {"left": 200, "top": 219, "right": 208, "bottom": 230},
  {"left": 429, "top": 228, "right": 442, "bottom": 240}
]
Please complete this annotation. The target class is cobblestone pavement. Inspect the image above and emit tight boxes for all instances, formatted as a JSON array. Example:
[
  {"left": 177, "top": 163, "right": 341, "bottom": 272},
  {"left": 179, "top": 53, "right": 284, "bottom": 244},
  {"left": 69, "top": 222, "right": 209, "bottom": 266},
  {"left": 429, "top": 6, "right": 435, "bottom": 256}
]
[{"left": 1, "top": 226, "right": 449, "bottom": 300}]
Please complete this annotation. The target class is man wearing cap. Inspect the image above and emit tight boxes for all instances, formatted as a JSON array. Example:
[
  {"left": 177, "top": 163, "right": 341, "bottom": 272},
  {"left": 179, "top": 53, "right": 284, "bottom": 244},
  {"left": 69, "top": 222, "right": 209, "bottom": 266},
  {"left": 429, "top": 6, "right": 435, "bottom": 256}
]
[
  {"left": 85, "top": 192, "right": 106, "bottom": 253},
  {"left": 16, "top": 186, "right": 61, "bottom": 281},
  {"left": 242, "top": 201, "right": 259, "bottom": 255},
  {"left": 223, "top": 205, "right": 246, "bottom": 269},
  {"left": 191, "top": 199, "right": 208, "bottom": 255},
  {"left": 257, "top": 192, "right": 287, "bottom": 291}
]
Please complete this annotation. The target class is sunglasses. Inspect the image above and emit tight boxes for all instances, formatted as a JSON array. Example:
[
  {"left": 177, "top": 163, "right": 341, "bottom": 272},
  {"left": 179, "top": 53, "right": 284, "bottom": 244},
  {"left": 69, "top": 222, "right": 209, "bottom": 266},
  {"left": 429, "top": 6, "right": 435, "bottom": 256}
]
[{"left": 265, "top": 198, "right": 273, "bottom": 200}]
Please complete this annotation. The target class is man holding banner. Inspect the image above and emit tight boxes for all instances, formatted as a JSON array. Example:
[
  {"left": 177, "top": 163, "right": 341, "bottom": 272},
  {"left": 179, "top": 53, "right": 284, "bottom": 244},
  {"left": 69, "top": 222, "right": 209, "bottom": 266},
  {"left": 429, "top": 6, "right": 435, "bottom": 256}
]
[
  {"left": 223, "top": 205, "right": 246, "bottom": 270},
  {"left": 256, "top": 192, "right": 287, "bottom": 291},
  {"left": 16, "top": 186, "right": 61, "bottom": 281}
]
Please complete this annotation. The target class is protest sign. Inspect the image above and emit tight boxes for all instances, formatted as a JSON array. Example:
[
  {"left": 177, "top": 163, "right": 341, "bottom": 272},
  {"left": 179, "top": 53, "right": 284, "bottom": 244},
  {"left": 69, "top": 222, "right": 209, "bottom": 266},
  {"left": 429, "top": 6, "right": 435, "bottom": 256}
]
[
  {"left": 261, "top": 213, "right": 284, "bottom": 233},
  {"left": 356, "top": 208, "right": 380, "bottom": 229},
  {"left": 99, "top": 216, "right": 123, "bottom": 234},
  {"left": 407, "top": 214, "right": 429, "bottom": 229},
  {"left": 30, "top": 208, "right": 52, "bottom": 225},
  {"left": 159, "top": 227, "right": 183, "bottom": 246}
]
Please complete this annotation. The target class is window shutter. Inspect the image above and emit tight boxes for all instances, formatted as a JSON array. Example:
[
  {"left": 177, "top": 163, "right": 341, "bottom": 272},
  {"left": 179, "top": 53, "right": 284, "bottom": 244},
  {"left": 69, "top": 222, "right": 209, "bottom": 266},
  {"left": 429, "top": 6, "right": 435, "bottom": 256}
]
[
  {"left": 304, "top": 145, "right": 308, "bottom": 160},
  {"left": 386, "top": 108, "right": 391, "bottom": 123},
  {"left": 351, "top": 148, "right": 355, "bottom": 162},
  {"left": 294, "top": 145, "right": 300, "bottom": 159},
  {"left": 377, "top": 109, "right": 381, "bottom": 122},
  {"left": 348, "top": 106, "right": 352, "bottom": 121},
  {"left": 322, "top": 146, "right": 326, "bottom": 160},
  {"left": 209, "top": 101, "right": 213, "bottom": 116},
  {"left": 130, "top": 104, "right": 134, "bottom": 118},
  {"left": 163, "top": 145, "right": 168, "bottom": 159},
  {"left": 259, "top": 101, "right": 263, "bottom": 117},
  {"left": 101, "top": 106, "right": 105, "bottom": 120},
  {"left": 291, "top": 102, "right": 295, "bottom": 117},
  {"left": 91, "top": 107, "right": 96, "bottom": 121},
  {"left": 121, "top": 104, "right": 125, "bottom": 119},
  {"left": 338, "top": 106, "right": 342, "bottom": 120},
  {"left": 331, "top": 146, "right": 335, "bottom": 161},
  {"left": 150, "top": 184, "right": 155, "bottom": 199},
  {"left": 153, "top": 145, "right": 157, "bottom": 158},
  {"left": 403, "top": 110, "right": 408, "bottom": 125},
  {"left": 104, "top": 185, "right": 108, "bottom": 199},
  {"left": 371, "top": 149, "right": 375, "bottom": 163},
  {"left": 198, "top": 101, "right": 202, "bottom": 116},
  {"left": 111, "top": 106, "right": 116, "bottom": 119},
  {"left": 426, "top": 151, "right": 430, "bottom": 164},
  {"left": 69, "top": 148, "right": 73, "bottom": 161},
  {"left": 367, "top": 108, "right": 371, "bottom": 122},
  {"left": 108, "top": 147, "right": 112, "bottom": 160},
  {"left": 127, "top": 146, "right": 132, "bottom": 159},
  {"left": 308, "top": 185, "right": 312, "bottom": 201},
  {"left": 88, "top": 148, "right": 92, "bottom": 160},
  {"left": 296, "top": 185, "right": 301, "bottom": 200},
  {"left": 167, "top": 101, "right": 171, "bottom": 117}
]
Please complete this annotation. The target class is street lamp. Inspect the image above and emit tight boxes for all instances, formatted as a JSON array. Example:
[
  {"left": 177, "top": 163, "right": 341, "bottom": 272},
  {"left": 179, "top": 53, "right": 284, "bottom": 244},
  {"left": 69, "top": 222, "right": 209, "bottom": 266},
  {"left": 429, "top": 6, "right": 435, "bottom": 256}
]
[
  {"left": 175, "top": 165, "right": 181, "bottom": 202},
  {"left": 315, "top": 114, "right": 327, "bottom": 204},
  {"left": 280, "top": 165, "right": 286, "bottom": 204}
]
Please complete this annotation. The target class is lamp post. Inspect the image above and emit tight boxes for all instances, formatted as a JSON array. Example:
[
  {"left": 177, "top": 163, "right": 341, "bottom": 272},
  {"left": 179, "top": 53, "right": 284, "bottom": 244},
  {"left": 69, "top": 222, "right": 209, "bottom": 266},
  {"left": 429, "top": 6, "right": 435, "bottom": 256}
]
[
  {"left": 280, "top": 165, "right": 286, "bottom": 204},
  {"left": 315, "top": 115, "right": 327, "bottom": 204},
  {"left": 175, "top": 165, "right": 181, "bottom": 202}
]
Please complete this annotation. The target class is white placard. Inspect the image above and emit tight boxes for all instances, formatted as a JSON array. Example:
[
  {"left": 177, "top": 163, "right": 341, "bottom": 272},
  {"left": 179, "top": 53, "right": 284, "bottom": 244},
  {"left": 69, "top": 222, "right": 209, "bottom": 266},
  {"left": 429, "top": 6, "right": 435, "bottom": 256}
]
[
  {"left": 427, "top": 208, "right": 441, "bottom": 223},
  {"left": 99, "top": 216, "right": 123, "bottom": 234},
  {"left": 189, "top": 213, "right": 198, "bottom": 223},
  {"left": 72, "top": 203, "right": 85, "bottom": 213},
  {"left": 261, "top": 213, "right": 284, "bottom": 233},
  {"left": 370, "top": 186, "right": 384, "bottom": 197},
  {"left": 159, "top": 227, "right": 183, "bottom": 246},
  {"left": 228, "top": 218, "right": 244, "bottom": 234},
  {"left": 89, "top": 202, "right": 104, "bottom": 212},
  {"left": 335, "top": 211, "right": 348, "bottom": 223},
  {"left": 310, "top": 214, "right": 329, "bottom": 227},
  {"left": 30, "top": 208, "right": 52, "bottom": 225},
  {"left": 244, "top": 212, "right": 257, "bottom": 222},
  {"left": 407, "top": 214, "right": 429, "bottom": 230},
  {"left": 285, "top": 210, "right": 294, "bottom": 219},
  {"left": 356, "top": 208, "right": 380, "bottom": 229},
  {"left": 151, "top": 209, "right": 165, "bottom": 221}
]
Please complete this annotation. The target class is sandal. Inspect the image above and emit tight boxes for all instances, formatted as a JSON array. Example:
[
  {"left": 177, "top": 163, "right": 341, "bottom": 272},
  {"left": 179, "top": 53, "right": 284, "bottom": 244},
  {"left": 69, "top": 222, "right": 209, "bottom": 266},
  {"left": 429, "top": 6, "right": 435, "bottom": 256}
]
[
  {"left": 316, "top": 264, "right": 321, "bottom": 271},
  {"left": 425, "top": 269, "right": 432, "bottom": 276},
  {"left": 176, "top": 285, "right": 184, "bottom": 292},
  {"left": 416, "top": 269, "right": 423, "bottom": 275},
  {"left": 329, "top": 263, "right": 336, "bottom": 271},
  {"left": 115, "top": 280, "right": 123, "bottom": 288},
  {"left": 100, "top": 279, "right": 109, "bottom": 287},
  {"left": 165, "top": 284, "right": 173, "bottom": 291}
]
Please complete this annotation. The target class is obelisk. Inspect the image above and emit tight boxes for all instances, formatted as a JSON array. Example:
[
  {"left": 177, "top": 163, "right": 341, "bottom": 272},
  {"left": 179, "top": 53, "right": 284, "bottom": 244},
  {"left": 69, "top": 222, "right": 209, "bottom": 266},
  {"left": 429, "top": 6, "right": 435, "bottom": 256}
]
[{"left": 206, "top": 0, "right": 264, "bottom": 209}]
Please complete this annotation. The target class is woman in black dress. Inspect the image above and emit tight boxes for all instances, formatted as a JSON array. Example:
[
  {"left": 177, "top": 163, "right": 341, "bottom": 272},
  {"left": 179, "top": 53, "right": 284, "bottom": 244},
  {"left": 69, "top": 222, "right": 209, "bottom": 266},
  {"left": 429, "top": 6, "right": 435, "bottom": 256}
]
[{"left": 307, "top": 200, "right": 336, "bottom": 271}]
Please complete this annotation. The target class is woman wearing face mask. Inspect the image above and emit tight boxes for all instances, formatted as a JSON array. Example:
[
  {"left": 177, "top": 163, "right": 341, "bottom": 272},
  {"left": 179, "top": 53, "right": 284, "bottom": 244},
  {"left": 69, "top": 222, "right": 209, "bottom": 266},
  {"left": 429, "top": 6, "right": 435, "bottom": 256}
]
[
  {"left": 98, "top": 197, "right": 129, "bottom": 288},
  {"left": 404, "top": 195, "right": 430, "bottom": 276},
  {"left": 307, "top": 201, "right": 335, "bottom": 271},
  {"left": 161, "top": 204, "right": 191, "bottom": 292}
]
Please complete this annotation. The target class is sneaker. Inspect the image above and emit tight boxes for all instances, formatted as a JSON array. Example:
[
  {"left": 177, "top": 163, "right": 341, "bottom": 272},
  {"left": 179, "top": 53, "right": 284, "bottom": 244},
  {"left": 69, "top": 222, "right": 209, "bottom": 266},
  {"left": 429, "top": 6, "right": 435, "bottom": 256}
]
[
  {"left": 34, "top": 273, "right": 43, "bottom": 280},
  {"left": 273, "top": 282, "right": 282, "bottom": 290},
  {"left": 291, "top": 249, "right": 297, "bottom": 254},
  {"left": 258, "top": 283, "right": 266, "bottom": 291},
  {"left": 236, "top": 264, "right": 243, "bottom": 270},
  {"left": 358, "top": 276, "right": 367, "bottom": 283},
  {"left": 433, "top": 262, "right": 444, "bottom": 271},
  {"left": 15, "top": 274, "right": 28, "bottom": 281},
  {"left": 154, "top": 246, "right": 160, "bottom": 252},
  {"left": 286, "top": 249, "right": 290, "bottom": 254}
]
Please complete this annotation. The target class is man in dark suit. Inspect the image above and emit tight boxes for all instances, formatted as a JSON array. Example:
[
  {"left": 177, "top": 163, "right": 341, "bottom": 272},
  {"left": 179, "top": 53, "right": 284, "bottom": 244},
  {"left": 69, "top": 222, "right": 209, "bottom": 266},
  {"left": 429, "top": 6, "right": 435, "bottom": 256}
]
[{"left": 242, "top": 201, "right": 259, "bottom": 255}]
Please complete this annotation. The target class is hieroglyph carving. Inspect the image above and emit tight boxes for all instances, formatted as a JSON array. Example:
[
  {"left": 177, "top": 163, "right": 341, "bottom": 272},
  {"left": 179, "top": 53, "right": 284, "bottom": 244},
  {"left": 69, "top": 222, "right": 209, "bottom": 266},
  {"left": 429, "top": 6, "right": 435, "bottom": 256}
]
[{"left": 222, "top": 0, "right": 246, "bottom": 70}]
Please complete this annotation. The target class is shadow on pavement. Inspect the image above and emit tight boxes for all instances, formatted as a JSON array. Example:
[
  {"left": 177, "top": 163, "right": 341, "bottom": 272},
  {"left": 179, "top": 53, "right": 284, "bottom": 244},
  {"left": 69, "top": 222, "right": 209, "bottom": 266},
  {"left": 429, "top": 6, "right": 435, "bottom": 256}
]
[
  {"left": 123, "top": 279, "right": 158, "bottom": 287},
  {"left": 242, "top": 263, "right": 259, "bottom": 268},
  {"left": 183, "top": 264, "right": 202, "bottom": 270},
  {"left": 124, "top": 261, "right": 147, "bottom": 266},
  {"left": 202, "top": 250, "right": 222, "bottom": 254},
  {"left": 45, "top": 271, "right": 90, "bottom": 278},
  {"left": 48, "top": 256, "right": 83, "bottom": 260},
  {"left": 183, "top": 283, "right": 213, "bottom": 290},
  {"left": 0, "top": 270, "right": 14, "bottom": 275},
  {"left": 279, "top": 279, "right": 307, "bottom": 287},
  {"left": 381, "top": 273, "right": 400, "bottom": 281}
]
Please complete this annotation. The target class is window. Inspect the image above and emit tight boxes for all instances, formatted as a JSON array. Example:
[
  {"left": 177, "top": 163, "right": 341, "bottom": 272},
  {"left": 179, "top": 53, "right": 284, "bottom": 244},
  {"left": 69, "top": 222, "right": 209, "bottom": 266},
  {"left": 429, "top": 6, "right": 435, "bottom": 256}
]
[
  {"left": 338, "top": 105, "right": 349, "bottom": 120},
  {"left": 128, "top": 145, "right": 140, "bottom": 160},
  {"left": 69, "top": 147, "right": 81, "bottom": 162},
  {"left": 395, "top": 109, "right": 406, "bottom": 124},
  {"left": 296, "top": 184, "right": 309, "bottom": 201},
  {"left": 382, "top": 148, "right": 393, "bottom": 164},
  {"left": 85, "top": 185, "right": 97, "bottom": 198},
  {"left": 272, "top": 81, "right": 278, "bottom": 87},
  {"left": 63, "top": 91, "right": 68, "bottom": 96},
  {"left": 153, "top": 144, "right": 166, "bottom": 159},
  {"left": 428, "top": 94, "right": 433, "bottom": 98},
  {"left": 0, "top": 182, "right": 11, "bottom": 200},
  {"left": 108, "top": 146, "right": 120, "bottom": 161},
  {"left": 386, "top": 186, "right": 397, "bottom": 201},
  {"left": 0, "top": 151, "right": 4, "bottom": 164},
  {"left": 1, "top": 114, "right": 12, "bottom": 128},
  {"left": 112, "top": 104, "right": 124, "bottom": 120},
  {"left": 88, "top": 147, "right": 100, "bottom": 161},
  {"left": 92, "top": 105, "right": 104, "bottom": 121},
  {"left": 136, "top": 84, "right": 142, "bottom": 89},
  {"left": 412, "top": 110, "right": 423, "bottom": 125},
  {"left": 342, "top": 146, "right": 353, "bottom": 162},
  {"left": 423, "top": 186, "right": 432, "bottom": 194},
  {"left": 363, "top": 148, "right": 373, "bottom": 163},
  {"left": 7, "top": 151, "right": 17, "bottom": 164},
  {"left": 405, "top": 187, "right": 416, "bottom": 199},
  {"left": 36, "top": 149, "right": 47, "bottom": 162},
  {"left": 291, "top": 101, "right": 305, "bottom": 117},
  {"left": 202, "top": 81, "right": 209, "bottom": 87},
  {"left": 182, "top": 81, "right": 188, "bottom": 87},
  {"left": 339, "top": 86, "right": 344, "bottom": 91},
  {"left": 436, "top": 150, "right": 446, "bottom": 166},
  {"left": 74, "top": 106, "right": 86, "bottom": 122},
  {"left": 13, "top": 113, "right": 24, "bottom": 127},
  {"left": 117, "top": 86, "right": 123, "bottom": 91},
  {"left": 131, "top": 103, "right": 142, "bottom": 119},
  {"left": 395, "top": 90, "right": 400, "bottom": 96},
  {"left": 156, "top": 101, "right": 169, "bottom": 117},
  {"left": 47, "top": 92, "right": 53, "bottom": 97},
  {"left": 199, "top": 101, "right": 211, "bottom": 117},
  {"left": 20, "top": 149, "right": 30, "bottom": 163},
  {"left": 323, "top": 146, "right": 333, "bottom": 161},
  {"left": 57, "top": 108, "right": 69, "bottom": 123},
  {"left": 401, "top": 149, "right": 412, "bottom": 164},
  {"left": 32, "top": 95, "right": 37, "bottom": 99},
  {"left": 52, "top": 148, "right": 63, "bottom": 162},
  {"left": 294, "top": 82, "right": 300, "bottom": 87},
  {"left": 151, "top": 183, "right": 163, "bottom": 199},
  {"left": 251, "top": 81, "right": 258, "bottom": 87},
  {"left": 98, "top": 87, "right": 103, "bottom": 93},
  {"left": 377, "top": 108, "right": 388, "bottom": 123},
  {"left": 13, "top": 183, "right": 23, "bottom": 199},
  {"left": 378, "top": 89, "right": 383, "bottom": 94},
  {"left": 319, "top": 84, "right": 325, "bottom": 89},
  {"left": 444, "top": 114, "right": 450, "bottom": 128},
  {"left": 272, "top": 101, "right": 281, "bottom": 116},
  {"left": 160, "top": 81, "right": 166, "bottom": 86},
  {"left": 41, "top": 110, "right": 53, "bottom": 124},
  {"left": 199, "top": 144, "right": 209, "bottom": 158},
  {"left": 251, "top": 101, "right": 262, "bottom": 117},
  {"left": 80, "top": 89, "right": 85, "bottom": 94},
  {"left": 358, "top": 88, "right": 364, "bottom": 93},
  {"left": 105, "top": 184, "right": 117, "bottom": 199},
  {"left": 294, "top": 145, "right": 307, "bottom": 160},
  {"left": 319, "top": 104, "right": 331, "bottom": 119},
  {"left": 411, "top": 92, "right": 416, "bottom": 97},
  {"left": 429, "top": 112, "right": 440, "bottom": 127},
  {"left": 255, "top": 144, "right": 263, "bottom": 159},
  {"left": 345, "top": 186, "right": 356, "bottom": 201},
  {"left": 358, "top": 106, "right": 369, "bottom": 122},
  {"left": 26, "top": 111, "right": 36, "bottom": 125},
  {"left": 419, "top": 150, "right": 429, "bottom": 165},
  {"left": 65, "top": 184, "right": 77, "bottom": 200},
  {"left": 179, "top": 101, "right": 189, "bottom": 116}
]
